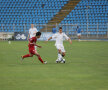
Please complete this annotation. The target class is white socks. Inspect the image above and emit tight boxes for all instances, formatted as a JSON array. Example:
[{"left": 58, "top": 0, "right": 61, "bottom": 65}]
[{"left": 58, "top": 53, "right": 63, "bottom": 61}]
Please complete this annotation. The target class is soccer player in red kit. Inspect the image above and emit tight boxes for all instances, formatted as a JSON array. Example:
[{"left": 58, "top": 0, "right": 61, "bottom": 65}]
[{"left": 21, "top": 32, "right": 47, "bottom": 64}]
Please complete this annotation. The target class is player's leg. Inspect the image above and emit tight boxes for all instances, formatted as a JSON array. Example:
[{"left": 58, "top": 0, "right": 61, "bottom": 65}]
[
  {"left": 56, "top": 45, "right": 62, "bottom": 62},
  {"left": 56, "top": 50, "right": 66, "bottom": 63},
  {"left": 56, "top": 49, "right": 62, "bottom": 63},
  {"left": 60, "top": 45, "right": 66, "bottom": 63},
  {"left": 56, "top": 44, "right": 66, "bottom": 63},
  {"left": 21, "top": 53, "right": 33, "bottom": 60},
  {"left": 21, "top": 46, "right": 34, "bottom": 60},
  {"left": 78, "top": 34, "right": 81, "bottom": 41},
  {"left": 78, "top": 35, "right": 80, "bottom": 40},
  {"left": 62, "top": 52, "right": 65, "bottom": 57},
  {"left": 34, "top": 50, "right": 47, "bottom": 64},
  {"left": 61, "top": 52, "right": 66, "bottom": 63}
]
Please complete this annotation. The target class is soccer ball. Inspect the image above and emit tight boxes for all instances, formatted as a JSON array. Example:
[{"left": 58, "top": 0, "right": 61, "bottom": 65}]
[
  {"left": 56, "top": 59, "right": 65, "bottom": 63},
  {"left": 61, "top": 59, "right": 65, "bottom": 63}
]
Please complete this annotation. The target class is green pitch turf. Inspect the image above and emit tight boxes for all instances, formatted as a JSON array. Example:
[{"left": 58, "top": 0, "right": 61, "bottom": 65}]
[{"left": 0, "top": 41, "right": 108, "bottom": 90}]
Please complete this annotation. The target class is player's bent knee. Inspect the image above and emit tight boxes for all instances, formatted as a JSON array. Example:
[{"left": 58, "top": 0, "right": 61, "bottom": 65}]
[
  {"left": 58, "top": 49, "right": 61, "bottom": 53},
  {"left": 62, "top": 53, "right": 65, "bottom": 57},
  {"left": 29, "top": 54, "right": 33, "bottom": 57},
  {"left": 35, "top": 53, "right": 40, "bottom": 57},
  {"left": 38, "top": 54, "right": 40, "bottom": 57},
  {"left": 37, "top": 55, "right": 40, "bottom": 58}
]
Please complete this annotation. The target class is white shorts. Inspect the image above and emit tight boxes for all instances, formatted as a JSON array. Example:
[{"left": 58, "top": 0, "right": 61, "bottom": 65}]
[
  {"left": 77, "top": 33, "right": 81, "bottom": 36},
  {"left": 55, "top": 44, "right": 65, "bottom": 52}
]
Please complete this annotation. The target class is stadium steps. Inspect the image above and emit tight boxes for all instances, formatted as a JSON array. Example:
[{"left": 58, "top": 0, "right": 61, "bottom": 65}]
[{"left": 41, "top": 0, "right": 81, "bottom": 32}]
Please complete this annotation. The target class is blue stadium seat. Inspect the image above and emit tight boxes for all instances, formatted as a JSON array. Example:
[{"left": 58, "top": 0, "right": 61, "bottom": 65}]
[
  {"left": 0, "top": 0, "right": 70, "bottom": 32},
  {"left": 0, "top": 0, "right": 107, "bottom": 33},
  {"left": 60, "top": 0, "right": 107, "bottom": 34}
]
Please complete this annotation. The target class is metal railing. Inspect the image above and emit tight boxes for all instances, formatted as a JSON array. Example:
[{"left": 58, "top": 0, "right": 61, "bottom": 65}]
[{"left": 0, "top": 23, "right": 108, "bottom": 40}]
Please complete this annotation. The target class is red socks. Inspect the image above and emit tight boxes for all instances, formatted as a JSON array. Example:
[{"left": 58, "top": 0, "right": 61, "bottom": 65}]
[
  {"left": 38, "top": 56, "right": 44, "bottom": 63},
  {"left": 23, "top": 54, "right": 31, "bottom": 58}
]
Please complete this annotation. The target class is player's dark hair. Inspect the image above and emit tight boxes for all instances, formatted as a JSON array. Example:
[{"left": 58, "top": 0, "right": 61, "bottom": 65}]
[
  {"left": 36, "top": 32, "right": 41, "bottom": 36},
  {"left": 59, "top": 27, "right": 62, "bottom": 29}
]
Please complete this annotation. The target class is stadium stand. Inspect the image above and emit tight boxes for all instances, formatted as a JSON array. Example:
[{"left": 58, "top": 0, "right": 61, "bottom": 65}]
[
  {"left": 0, "top": 0, "right": 107, "bottom": 36},
  {"left": 60, "top": 0, "right": 108, "bottom": 35},
  {"left": 0, "top": 0, "right": 69, "bottom": 32}
]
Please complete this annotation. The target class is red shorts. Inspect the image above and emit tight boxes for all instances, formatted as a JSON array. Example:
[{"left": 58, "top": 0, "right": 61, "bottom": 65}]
[{"left": 28, "top": 45, "right": 36, "bottom": 54}]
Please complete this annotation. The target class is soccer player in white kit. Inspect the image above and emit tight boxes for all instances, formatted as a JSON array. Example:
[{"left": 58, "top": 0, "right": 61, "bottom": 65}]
[
  {"left": 28, "top": 24, "right": 38, "bottom": 39},
  {"left": 47, "top": 27, "right": 72, "bottom": 63},
  {"left": 28, "top": 24, "right": 38, "bottom": 50}
]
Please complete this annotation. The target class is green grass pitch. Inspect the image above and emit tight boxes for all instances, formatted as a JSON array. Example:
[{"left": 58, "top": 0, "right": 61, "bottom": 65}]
[{"left": 0, "top": 41, "right": 108, "bottom": 90}]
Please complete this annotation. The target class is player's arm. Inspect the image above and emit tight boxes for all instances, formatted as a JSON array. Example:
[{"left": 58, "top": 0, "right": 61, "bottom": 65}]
[
  {"left": 45, "top": 37, "right": 52, "bottom": 43},
  {"left": 35, "top": 44, "right": 42, "bottom": 48},
  {"left": 35, "top": 28, "right": 38, "bottom": 32},
  {"left": 28, "top": 29, "right": 30, "bottom": 40},
  {"left": 29, "top": 38, "right": 42, "bottom": 48},
  {"left": 64, "top": 33, "right": 72, "bottom": 44},
  {"left": 33, "top": 28, "right": 37, "bottom": 35},
  {"left": 33, "top": 42, "right": 42, "bottom": 48},
  {"left": 47, "top": 37, "right": 52, "bottom": 41},
  {"left": 46, "top": 34, "right": 57, "bottom": 42},
  {"left": 27, "top": 34, "right": 30, "bottom": 40},
  {"left": 68, "top": 38, "right": 72, "bottom": 44}
]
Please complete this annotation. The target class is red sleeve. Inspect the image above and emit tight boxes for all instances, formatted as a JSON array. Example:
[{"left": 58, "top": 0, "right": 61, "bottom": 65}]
[
  {"left": 29, "top": 37, "right": 34, "bottom": 43},
  {"left": 29, "top": 37, "right": 37, "bottom": 43},
  {"left": 34, "top": 37, "right": 37, "bottom": 43}
]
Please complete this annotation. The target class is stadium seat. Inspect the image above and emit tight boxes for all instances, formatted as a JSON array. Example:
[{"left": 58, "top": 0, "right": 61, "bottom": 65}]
[
  {"left": 60, "top": 0, "right": 107, "bottom": 35},
  {"left": 0, "top": 0, "right": 107, "bottom": 34}
]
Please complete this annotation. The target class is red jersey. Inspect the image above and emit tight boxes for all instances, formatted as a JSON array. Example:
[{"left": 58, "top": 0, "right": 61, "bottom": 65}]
[{"left": 28, "top": 37, "right": 37, "bottom": 48}]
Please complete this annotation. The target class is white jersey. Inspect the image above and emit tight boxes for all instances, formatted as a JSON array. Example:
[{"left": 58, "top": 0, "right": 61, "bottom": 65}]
[
  {"left": 52, "top": 32, "right": 69, "bottom": 46},
  {"left": 29, "top": 27, "right": 38, "bottom": 38}
]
